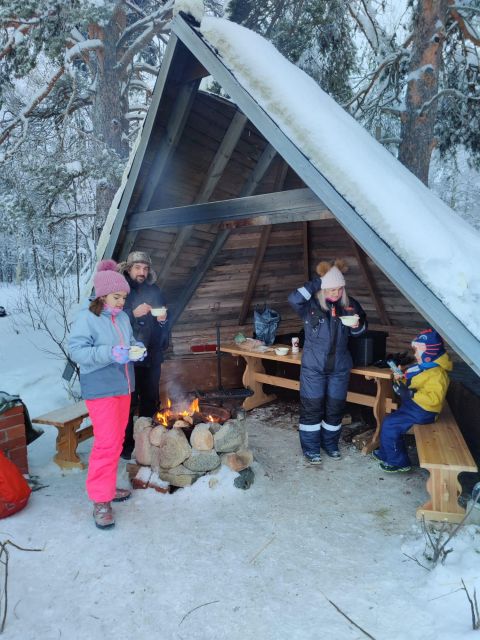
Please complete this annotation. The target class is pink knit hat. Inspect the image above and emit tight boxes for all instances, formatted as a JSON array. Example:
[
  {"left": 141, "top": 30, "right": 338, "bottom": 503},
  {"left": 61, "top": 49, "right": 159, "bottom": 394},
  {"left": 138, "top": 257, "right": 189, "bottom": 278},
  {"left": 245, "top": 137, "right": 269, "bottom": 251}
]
[
  {"left": 320, "top": 266, "right": 346, "bottom": 290},
  {"left": 94, "top": 260, "right": 130, "bottom": 297}
]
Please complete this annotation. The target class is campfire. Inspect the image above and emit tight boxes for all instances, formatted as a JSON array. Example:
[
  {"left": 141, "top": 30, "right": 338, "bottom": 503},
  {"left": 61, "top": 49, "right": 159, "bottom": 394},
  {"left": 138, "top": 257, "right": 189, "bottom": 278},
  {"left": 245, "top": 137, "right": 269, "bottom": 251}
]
[
  {"left": 154, "top": 398, "right": 230, "bottom": 428},
  {"left": 131, "top": 400, "right": 252, "bottom": 490}
]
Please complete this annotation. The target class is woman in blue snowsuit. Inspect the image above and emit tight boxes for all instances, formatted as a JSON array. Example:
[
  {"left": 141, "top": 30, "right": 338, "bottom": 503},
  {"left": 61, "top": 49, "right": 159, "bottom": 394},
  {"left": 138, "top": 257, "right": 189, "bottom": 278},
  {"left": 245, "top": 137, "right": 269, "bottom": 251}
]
[{"left": 288, "top": 260, "right": 367, "bottom": 464}]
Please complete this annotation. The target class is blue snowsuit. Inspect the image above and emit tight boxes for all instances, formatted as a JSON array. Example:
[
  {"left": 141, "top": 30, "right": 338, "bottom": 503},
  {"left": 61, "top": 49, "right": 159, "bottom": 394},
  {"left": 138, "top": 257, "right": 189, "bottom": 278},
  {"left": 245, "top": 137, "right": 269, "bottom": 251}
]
[{"left": 288, "top": 277, "right": 367, "bottom": 457}]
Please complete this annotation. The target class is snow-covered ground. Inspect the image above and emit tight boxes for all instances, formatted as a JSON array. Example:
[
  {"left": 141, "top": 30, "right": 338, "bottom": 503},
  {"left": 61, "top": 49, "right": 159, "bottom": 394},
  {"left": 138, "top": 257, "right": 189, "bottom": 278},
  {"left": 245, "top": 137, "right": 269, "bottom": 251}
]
[{"left": 1, "top": 282, "right": 480, "bottom": 640}]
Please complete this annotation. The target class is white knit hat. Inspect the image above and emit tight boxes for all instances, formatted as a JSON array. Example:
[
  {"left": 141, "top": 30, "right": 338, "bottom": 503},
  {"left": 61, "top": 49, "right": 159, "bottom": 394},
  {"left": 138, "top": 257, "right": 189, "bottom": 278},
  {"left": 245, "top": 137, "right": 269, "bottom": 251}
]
[{"left": 320, "top": 266, "right": 346, "bottom": 290}]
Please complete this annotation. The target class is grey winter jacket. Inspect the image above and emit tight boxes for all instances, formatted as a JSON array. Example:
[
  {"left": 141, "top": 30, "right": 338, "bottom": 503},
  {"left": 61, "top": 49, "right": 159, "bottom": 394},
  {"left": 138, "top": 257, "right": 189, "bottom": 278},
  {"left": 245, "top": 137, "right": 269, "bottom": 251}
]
[{"left": 68, "top": 306, "right": 137, "bottom": 400}]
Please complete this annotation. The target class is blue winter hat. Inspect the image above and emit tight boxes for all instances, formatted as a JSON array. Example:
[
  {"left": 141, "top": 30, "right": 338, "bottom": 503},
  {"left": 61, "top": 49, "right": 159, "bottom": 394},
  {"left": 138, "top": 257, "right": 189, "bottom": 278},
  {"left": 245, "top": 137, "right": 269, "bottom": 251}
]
[{"left": 412, "top": 329, "right": 445, "bottom": 363}]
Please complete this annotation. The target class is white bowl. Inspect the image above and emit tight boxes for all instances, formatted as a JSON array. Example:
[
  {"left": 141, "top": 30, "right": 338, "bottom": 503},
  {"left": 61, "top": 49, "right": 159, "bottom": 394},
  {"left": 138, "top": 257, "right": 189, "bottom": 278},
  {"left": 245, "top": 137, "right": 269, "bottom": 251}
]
[
  {"left": 339, "top": 315, "right": 359, "bottom": 327},
  {"left": 129, "top": 345, "right": 146, "bottom": 361},
  {"left": 151, "top": 307, "right": 167, "bottom": 318},
  {"left": 274, "top": 347, "right": 289, "bottom": 356}
]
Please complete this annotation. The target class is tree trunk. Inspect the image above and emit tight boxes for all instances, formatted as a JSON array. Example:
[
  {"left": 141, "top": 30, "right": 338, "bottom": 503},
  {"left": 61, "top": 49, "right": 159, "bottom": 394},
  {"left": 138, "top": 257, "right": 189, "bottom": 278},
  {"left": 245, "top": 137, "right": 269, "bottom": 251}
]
[
  {"left": 398, "top": 0, "right": 448, "bottom": 185},
  {"left": 91, "top": 4, "right": 129, "bottom": 222}
]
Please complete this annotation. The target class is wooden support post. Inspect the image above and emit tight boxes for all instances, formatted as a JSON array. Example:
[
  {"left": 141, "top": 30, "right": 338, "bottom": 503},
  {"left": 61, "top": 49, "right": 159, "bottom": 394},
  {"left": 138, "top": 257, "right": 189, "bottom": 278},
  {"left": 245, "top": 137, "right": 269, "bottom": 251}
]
[
  {"left": 350, "top": 239, "right": 391, "bottom": 326},
  {"left": 238, "top": 225, "right": 272, "bottom": 325}
]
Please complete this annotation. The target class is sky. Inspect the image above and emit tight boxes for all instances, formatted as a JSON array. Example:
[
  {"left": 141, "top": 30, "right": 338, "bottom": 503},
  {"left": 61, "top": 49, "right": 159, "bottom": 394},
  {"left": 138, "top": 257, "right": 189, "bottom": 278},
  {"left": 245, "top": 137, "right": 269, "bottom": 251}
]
[{"left": 1, "top": 280, "right": 480, "bottom": 640}]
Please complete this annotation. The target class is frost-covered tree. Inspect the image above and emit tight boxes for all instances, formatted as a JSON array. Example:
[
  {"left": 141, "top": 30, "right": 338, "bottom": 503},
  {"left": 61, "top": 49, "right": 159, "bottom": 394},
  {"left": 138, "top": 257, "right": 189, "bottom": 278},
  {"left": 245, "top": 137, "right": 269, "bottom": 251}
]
[
  {"left": 0, "top": 0, "right": 221, "bottom": 285},
  {"left": 348, "top": 0, "right": 480, "bottom": 185}
]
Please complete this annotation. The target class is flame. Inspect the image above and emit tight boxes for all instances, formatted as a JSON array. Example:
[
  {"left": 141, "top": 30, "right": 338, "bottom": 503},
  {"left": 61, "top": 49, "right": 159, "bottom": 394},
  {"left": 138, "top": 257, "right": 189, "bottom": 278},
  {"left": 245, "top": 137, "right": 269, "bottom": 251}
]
[
  {"left": 154, "top": 397, "right": 201, "bottom": 426},
  {"left": 206, "top": 415, "right": 215, "bottom": 422}
]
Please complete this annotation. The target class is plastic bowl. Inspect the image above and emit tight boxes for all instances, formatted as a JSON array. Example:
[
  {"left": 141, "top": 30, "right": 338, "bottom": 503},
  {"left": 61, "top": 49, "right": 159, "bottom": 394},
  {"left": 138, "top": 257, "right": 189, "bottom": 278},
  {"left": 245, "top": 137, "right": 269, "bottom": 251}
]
[
  {"left": 274, "top": 347, "right": 289, "bottom": 356},
  {"left": 339, "top": 315, "right": 359, "bottom": 327}
]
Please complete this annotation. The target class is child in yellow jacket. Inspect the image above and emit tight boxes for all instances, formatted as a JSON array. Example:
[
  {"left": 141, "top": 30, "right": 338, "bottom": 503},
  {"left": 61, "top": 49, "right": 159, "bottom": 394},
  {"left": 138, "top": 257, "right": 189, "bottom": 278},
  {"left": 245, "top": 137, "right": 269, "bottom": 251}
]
[{"left": 373, "top": 328, "right": 452, "bottom": 472}]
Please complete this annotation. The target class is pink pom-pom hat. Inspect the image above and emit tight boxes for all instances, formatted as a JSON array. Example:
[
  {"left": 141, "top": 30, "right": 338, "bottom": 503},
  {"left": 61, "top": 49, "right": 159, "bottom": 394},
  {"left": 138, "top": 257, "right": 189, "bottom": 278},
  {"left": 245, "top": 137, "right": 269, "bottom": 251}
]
[{"left": 93, "top": 259, "right": 130, "bottom": 297}]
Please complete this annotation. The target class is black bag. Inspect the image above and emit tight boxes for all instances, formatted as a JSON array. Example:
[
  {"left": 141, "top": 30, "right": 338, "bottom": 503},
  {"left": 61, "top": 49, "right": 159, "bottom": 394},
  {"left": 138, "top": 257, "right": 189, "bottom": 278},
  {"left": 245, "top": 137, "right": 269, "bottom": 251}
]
[{"left": 254, "top": 305, "right": 281, "bottom": 346}]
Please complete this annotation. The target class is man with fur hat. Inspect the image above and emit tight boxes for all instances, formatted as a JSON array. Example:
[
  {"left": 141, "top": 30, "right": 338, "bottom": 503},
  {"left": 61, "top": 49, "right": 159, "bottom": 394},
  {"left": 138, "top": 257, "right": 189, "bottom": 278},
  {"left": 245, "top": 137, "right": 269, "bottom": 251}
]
[
  {"left": 373, "top": 328, "right": 452, "bottom": 472},
  {"left": 117, "top": 251, "right": 169, "bottom": 459},
  {"left": 288, "top": 259, "right": 367, "bottom": 464}
]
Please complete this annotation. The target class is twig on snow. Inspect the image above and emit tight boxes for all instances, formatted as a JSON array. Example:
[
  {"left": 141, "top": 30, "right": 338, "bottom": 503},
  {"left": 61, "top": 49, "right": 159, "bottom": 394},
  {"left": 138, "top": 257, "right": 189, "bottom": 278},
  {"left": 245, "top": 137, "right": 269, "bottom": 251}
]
[
  {"left": 0, "top": 539, "right": 43, "bottom": 633},
  {"left": 179, "top": 600, "right": 219, "bottom": 626},
  {"left": 322, "top": 594, "right": 377, "bottom": 640},
  {"left": 461, "top": 579, "right": 480, "bottom": 630},
  {"left": 249, "top": 535, "right": 275, "bottom": 564},
  {"left": 402, "top": 552, "right": 431, "bottom": 571}
]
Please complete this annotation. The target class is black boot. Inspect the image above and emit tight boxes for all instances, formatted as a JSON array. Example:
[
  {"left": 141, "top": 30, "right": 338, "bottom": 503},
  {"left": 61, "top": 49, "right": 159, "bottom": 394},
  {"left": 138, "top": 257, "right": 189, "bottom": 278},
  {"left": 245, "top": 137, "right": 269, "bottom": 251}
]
[{"left": 320, "top": 422, "right": 342, "bottom": 459}]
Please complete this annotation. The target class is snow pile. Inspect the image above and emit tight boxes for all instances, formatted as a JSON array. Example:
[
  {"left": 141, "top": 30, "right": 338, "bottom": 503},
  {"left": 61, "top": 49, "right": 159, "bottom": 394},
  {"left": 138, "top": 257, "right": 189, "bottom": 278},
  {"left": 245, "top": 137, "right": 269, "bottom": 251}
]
[{"left": 200, "top": 17, "right": 480, "bottom": 339}]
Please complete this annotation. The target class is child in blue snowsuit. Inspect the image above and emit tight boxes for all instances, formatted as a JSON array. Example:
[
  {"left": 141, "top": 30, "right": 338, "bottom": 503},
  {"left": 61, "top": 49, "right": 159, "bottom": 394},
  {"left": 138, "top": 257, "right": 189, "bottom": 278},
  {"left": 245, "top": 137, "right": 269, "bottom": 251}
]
[
  {"left": 288, "top": 259, "right": 367, "bottom": 464},
  {"left": 374, "top": 328, "right": 452, "bottom": 472}
]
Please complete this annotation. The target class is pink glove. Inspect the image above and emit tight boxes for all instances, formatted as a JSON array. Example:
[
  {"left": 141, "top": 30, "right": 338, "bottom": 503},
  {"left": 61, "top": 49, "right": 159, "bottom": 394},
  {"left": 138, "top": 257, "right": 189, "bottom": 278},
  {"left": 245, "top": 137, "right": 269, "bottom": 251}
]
[{"left": 112, "top": 345, "right": 130, "bottom": 364}]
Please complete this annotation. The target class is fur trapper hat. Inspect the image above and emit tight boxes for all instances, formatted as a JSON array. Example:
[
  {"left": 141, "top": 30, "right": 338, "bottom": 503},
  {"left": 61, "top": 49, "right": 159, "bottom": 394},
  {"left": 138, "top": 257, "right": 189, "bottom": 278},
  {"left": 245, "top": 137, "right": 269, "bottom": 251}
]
[
  {"left": 94, "top": 260, "right": 130, "bottom": 297},
  {"left": 117, "top": 251, "right": 157, "bottom": 283},
  {"left": 316, "top": 259, "right": 347, "bottom": 290}
]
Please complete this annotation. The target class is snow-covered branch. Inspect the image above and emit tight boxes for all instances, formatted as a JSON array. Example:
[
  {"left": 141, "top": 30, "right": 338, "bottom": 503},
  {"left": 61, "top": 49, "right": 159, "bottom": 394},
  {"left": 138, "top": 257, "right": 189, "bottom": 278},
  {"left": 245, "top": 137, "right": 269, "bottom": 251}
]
[
  {"left": 0, "top": 23, "right": 31, "bottom": 61},
  {"left": 117, "top": 1, "right": 174, "bottom": 48},
  {"left": 0, "top": 65, "right": 65, "bottom": 148},
  {"left": 65, "top": 38, "right": 104, "bottom": 64},
  {"left": 133, "top": 62, "right": 159, "bottom": 76},
  {"left": 116, "top": 18, "right": 171, "bottom": 73},
  {"left": 450, "top": 2, "right": 480, "bottom": 45},
  {"left": 418, "top": 88, "right": 480, "bottom": 115},
  {"left": 348, "top": 0, "right": 381, "bottom": 52}
]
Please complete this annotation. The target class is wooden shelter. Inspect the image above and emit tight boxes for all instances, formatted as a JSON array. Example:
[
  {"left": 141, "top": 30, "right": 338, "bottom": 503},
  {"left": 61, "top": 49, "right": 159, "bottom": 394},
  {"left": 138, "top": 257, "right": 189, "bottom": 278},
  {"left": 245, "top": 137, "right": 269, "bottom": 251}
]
[{"left": 98, "top": 12, "right": 480, "bottom": 391}]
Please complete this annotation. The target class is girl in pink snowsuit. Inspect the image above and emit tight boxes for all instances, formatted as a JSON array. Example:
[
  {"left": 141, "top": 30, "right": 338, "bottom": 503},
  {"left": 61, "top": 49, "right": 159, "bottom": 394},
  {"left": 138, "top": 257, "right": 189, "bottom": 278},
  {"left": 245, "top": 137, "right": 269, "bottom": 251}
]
[{"left": 69, "top": 260, "right": 145, "bottom": 529}]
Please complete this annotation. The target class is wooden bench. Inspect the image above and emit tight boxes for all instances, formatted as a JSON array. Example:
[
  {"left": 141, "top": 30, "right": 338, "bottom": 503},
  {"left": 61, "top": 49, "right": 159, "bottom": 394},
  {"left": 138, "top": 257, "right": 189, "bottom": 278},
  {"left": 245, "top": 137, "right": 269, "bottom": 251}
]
[
  {"left": 413, "top": 402, "right": 477, "bottom": 523},
  {"left": 33, "top": 401, "right": 92, "bottom": 470}
]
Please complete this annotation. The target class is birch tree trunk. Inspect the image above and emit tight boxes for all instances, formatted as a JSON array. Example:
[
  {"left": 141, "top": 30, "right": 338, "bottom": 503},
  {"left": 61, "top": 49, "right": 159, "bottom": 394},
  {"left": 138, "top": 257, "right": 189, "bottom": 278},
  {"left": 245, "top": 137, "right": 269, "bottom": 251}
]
[{"left": 398, "top": 0, "right": 449, "bottom": 185}]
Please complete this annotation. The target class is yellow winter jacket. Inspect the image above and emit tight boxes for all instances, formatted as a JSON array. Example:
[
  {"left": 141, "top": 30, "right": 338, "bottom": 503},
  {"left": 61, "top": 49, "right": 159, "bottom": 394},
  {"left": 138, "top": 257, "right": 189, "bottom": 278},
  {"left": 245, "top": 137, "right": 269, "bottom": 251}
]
[{"left": 408, "top": 352, "right": 453, "bottom": 413}]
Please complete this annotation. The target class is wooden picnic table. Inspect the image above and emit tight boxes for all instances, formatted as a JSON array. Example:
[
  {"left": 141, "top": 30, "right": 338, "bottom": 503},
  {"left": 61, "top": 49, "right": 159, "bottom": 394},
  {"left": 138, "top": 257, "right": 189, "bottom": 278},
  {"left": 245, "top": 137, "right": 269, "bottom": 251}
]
[{"left": 220, "top": 343, "right": 397, "bottom": 454}]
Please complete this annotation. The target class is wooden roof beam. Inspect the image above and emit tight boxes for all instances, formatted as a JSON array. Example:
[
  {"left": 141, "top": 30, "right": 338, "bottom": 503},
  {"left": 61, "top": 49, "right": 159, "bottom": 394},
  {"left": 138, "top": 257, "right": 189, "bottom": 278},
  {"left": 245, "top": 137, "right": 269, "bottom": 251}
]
[
  {"left": 156, "top": 109, "right": 248, "bottom": 286},
  {"left": 127, "top": 188, "right": 325, "bottom": 230}
]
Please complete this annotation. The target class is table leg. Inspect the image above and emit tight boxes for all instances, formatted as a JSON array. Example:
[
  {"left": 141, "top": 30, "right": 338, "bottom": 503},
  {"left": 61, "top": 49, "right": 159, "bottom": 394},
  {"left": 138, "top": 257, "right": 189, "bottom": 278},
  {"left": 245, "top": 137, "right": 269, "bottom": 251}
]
[
  {"left": 362, "top": 378, "right": 391, "bottom": 455},
  {"left": 241, "top": 355, "right": 277, "bottom": 411}
]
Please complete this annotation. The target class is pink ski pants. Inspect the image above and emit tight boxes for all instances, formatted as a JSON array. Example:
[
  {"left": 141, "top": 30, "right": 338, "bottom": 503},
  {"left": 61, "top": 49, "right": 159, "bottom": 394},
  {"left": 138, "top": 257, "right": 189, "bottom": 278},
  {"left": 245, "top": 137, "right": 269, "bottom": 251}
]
[{"left": 85, "top": 394, "right": 131, "bottom": 503}]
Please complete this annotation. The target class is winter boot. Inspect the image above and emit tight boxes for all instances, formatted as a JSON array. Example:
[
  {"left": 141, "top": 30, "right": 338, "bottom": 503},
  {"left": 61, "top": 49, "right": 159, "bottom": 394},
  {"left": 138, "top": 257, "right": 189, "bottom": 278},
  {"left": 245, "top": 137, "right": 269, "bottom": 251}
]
[
  {"left": 320, "top": 422, "right": 342, "bottom": 459},
  {"left": 304, "top": 453, "right": 322, "bottom": 465},
  {"left": 93, "top": 502, "right": 115, "bottom": 529},
  {"left": 299, "top": 423, "right": 321, "bottom": 462},
  {"left": 379, "top": 462, "right": 411, "bottom": 473},
  {"left": 113, "top": 488, "right": 132, "bottom": 502}
]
